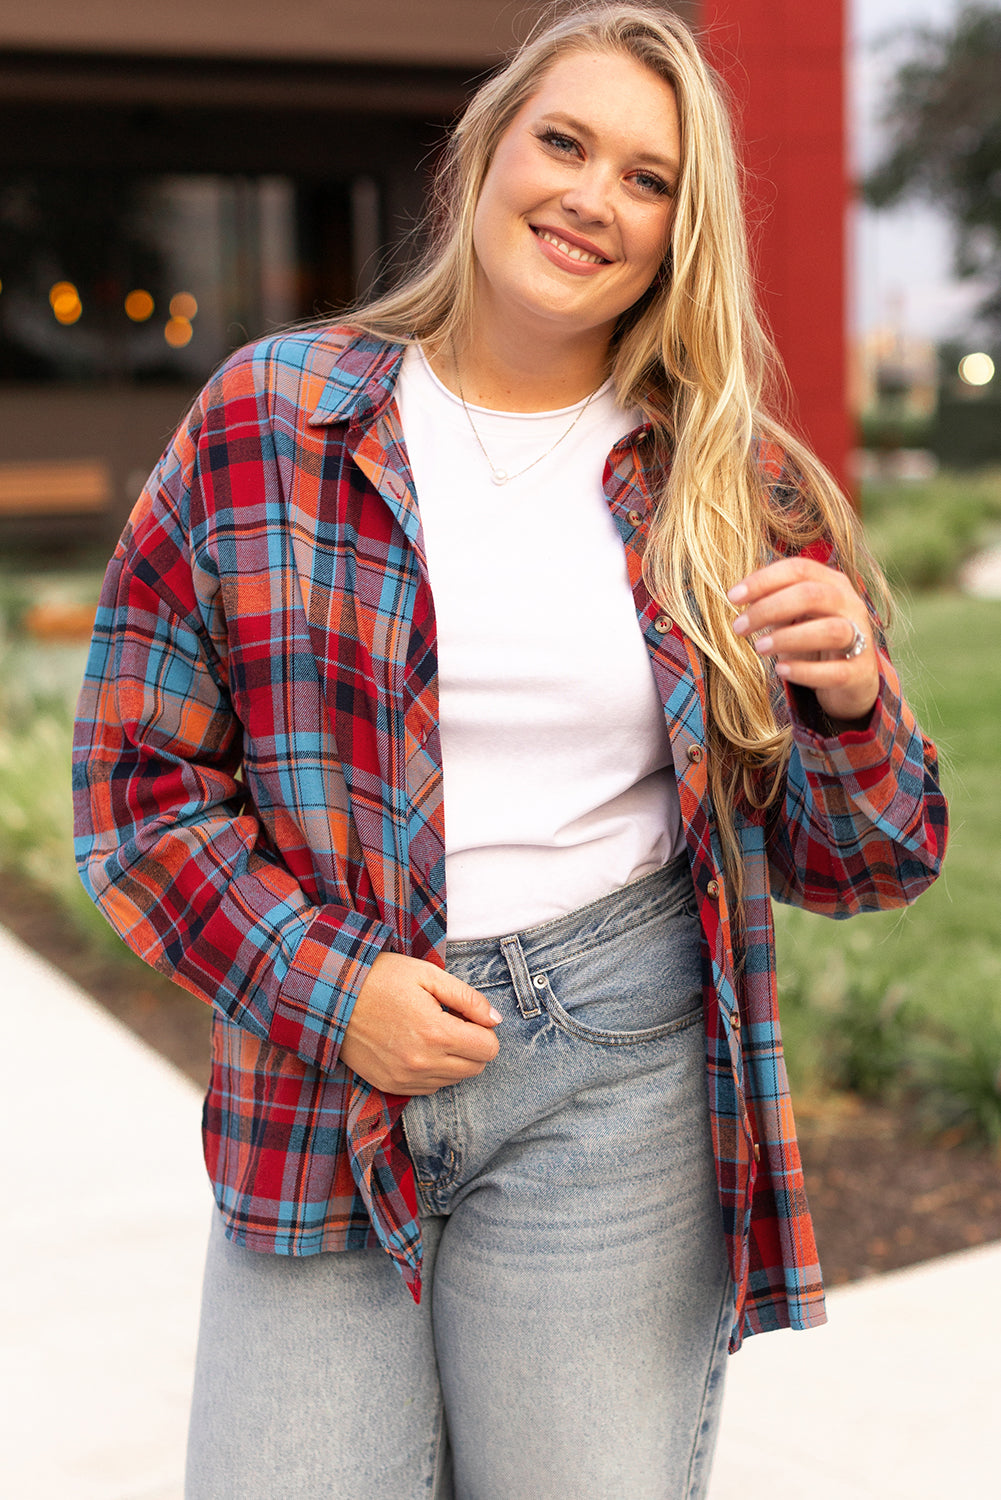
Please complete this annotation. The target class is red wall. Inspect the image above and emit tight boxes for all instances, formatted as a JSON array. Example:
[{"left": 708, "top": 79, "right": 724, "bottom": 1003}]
[{"left": 701, "top": 0, "right": 851, "bottom": 493}]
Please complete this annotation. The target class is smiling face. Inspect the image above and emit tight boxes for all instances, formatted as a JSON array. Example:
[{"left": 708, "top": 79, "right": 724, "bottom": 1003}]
[{"left": 470, "top": 48, "right": 682, "bottom": 354}]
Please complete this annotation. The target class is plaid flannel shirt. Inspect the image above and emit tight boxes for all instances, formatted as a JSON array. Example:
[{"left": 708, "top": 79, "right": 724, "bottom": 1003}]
[{"left": 73, "top": 327, "right": 948, "bottom": 1351}]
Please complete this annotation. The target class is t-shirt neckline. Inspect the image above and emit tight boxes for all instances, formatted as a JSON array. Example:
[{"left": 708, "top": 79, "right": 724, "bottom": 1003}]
[{"left": 414, "top": 343, "right": 615, "bottom": 421}]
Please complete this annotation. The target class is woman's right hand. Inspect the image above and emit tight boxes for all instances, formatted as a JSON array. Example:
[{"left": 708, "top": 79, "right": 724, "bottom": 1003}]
[{"left": 339, "top": 952, "right": 502, "bottom": 1095}]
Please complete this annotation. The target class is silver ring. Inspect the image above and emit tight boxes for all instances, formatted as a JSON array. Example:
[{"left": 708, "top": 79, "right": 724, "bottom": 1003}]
[{"left": 842, "top": 620, "right": 868, "bottom": 660}]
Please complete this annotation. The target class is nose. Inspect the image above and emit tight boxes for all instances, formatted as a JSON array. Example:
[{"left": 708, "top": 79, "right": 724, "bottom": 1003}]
[{"left": 560, "top": 166, "right": 615, "bottom": 227}]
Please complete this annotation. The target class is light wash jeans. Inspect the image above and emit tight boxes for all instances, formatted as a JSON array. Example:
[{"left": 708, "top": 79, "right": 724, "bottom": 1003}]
[{"left": 185, "top": 854, "right": 732, "bottom": 1499}]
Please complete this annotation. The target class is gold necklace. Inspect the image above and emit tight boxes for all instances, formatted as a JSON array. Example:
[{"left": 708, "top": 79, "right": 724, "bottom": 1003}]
[{"left": 451, "top": 347, "right": 604, "bottom": 486}]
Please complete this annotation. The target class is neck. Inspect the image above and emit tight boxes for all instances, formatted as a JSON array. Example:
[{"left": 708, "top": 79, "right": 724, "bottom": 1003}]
[{"left": 427, "top": 309, "right": 613, "bottom": 413}]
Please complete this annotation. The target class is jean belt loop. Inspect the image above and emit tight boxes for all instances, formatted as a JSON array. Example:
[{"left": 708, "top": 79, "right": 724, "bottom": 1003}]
[{"left": 498, "top": 935, "right": 543, "bottom": 1018}]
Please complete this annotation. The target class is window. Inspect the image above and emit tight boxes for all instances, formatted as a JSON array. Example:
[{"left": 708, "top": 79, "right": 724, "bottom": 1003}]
[{"left": 0, "top": 171, "right": 362, "bottom": 383}]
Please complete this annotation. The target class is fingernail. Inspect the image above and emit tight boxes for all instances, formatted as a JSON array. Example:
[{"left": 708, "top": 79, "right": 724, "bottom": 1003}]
[
  {"left": 731, "top": 613, "right": 750, "bottom": 635},
  {"left": 754, "top": 634, "right": 773, "bottom": 653},
  {"left": 488, "top": 1006, "right": 502, "bottom": 1023},
  {"left": 728, "top": 583, "right": 748, "bottom": 603}
]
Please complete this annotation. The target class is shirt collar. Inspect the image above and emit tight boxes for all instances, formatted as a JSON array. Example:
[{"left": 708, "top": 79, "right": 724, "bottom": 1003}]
[
  {"left": 307, "top": 331, "right": 407, "bottom": 427},
  {"left": 307, "top": 328, "right": 658, "bottom": 451}
]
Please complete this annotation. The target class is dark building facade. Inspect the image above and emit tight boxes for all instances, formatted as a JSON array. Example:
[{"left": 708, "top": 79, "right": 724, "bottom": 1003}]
[{"left": 0, "top": 0, "right": 846, "bottom": 546}]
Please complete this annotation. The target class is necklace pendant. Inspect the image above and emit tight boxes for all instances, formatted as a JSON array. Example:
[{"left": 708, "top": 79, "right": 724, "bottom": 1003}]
[{"left": 450, "top": 335, "right": 602, "bottom": 491}]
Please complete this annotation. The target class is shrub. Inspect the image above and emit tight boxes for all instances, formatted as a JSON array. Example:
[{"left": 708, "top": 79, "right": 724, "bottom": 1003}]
[
  {"left": 861, "top": 468, "right": 1001, "bottom": 592},
  {"left": 913, "top": 1023, "right": 1001, "bottom": 1148}
]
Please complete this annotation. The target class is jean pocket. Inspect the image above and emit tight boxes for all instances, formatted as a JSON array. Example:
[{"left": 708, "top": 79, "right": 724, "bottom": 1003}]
[{"left": 535, "top": 909, "right": 704, "bottom": 1046}]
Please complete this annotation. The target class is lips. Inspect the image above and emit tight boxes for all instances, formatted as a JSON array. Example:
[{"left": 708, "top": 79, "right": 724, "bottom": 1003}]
[{"left": 530, "top": 225, "right": 611, "bottom": 265}]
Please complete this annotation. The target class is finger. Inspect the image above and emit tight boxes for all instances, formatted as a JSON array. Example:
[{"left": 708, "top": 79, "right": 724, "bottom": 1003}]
[
  {"left": 732, "top": 580, "right": 851, "bottom": 639},
  {"left": 382, "top": 1027, "right": 498, "bottom": 1093},
  {"left": 752, "top": 616, "right": 868, "bottom": 660},
  {"left": 728, "top": 556, "right": 836, "bottom": 607},
  {"left": 397, "top": 1053, "right": 494, "bottom": 1095},
  {"left": 437, "top": 1009, "right": 502, "bottom": 1064},
  {"left": 772, "top": 655, "right": 879, "bottom": 718},
  {"left": 350, "top": 1010, "right": 498, "bottom": 1094},
  {"left": 422, "top": 968, "right": 502, "bottom": 1027}
]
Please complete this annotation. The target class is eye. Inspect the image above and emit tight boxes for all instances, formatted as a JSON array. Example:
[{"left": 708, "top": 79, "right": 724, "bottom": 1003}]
[
  {"left": 537, "top": 128, "right": 581, "bottom": 158},
  {"left": 629, "top": 170, "right": 673, "bottom": 198}
]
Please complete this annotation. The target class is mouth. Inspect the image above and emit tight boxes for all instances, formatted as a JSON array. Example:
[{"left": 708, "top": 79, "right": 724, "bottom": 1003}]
[{"left": 530, "top": 225, "right": 611, "bottom": 265}]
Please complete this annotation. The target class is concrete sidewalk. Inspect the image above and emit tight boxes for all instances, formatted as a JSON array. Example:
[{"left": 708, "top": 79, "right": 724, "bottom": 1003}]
[
  {"left": 1, "top": 927, "right": 209, "bottom": 1500},
  {"left": 1, "top": 923, "right": 995, "bottom": 1499}
]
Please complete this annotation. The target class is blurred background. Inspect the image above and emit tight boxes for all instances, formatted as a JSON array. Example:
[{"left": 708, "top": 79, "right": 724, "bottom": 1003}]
[{"left": 0, "top": 1, "right": 999, "bottom": 1278}]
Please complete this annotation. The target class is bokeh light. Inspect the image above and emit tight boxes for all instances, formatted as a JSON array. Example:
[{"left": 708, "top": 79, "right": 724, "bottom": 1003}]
[
  {"left": 958, "top": 352, "right": 995, "bottom": 387},
  {"left": 169, "top": 291, "right": 198, "bottom": 320},
  {"left": 125, "top": 289, "right": 155, "bottom": 322},
  {"left": 164, "top": 316, "right": 193, "bottom": 348},
  {"left": 49, "top": 281, "right": 82, "bottom": 324}
]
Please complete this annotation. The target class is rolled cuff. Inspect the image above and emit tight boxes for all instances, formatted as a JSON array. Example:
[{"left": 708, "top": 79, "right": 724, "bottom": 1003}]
[{"left": 269, "top": 905, "right": 395, "bottom": 1073}]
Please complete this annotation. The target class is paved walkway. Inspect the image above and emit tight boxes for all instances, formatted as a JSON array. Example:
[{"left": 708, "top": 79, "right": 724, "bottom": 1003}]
[{"left": 1, "top": 923, "right": 995, "bottom": 1499}]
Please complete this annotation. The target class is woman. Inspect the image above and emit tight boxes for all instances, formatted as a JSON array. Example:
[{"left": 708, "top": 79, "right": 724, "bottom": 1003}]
[{"left": 73, "top": 4, "right": 947, "bottom": 1496}]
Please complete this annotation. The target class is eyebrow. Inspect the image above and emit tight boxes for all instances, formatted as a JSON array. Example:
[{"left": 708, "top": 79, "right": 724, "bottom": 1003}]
[{"left": 538, "top": 111, "right": 680, "bottom": 175}]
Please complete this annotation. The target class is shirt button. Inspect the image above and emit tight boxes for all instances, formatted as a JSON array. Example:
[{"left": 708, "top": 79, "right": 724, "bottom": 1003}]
[
  {"left": 627, "top": 509, "right": 643, "bottom": 526},
  {"left": 706, "top": 878, "right": 720, "bottom": 898},
  {"left": 653, "top": 614, "right": 673, "bottom": 634},
  {"left": 687, "top": 744, "right": 703, "bottom": 763}
]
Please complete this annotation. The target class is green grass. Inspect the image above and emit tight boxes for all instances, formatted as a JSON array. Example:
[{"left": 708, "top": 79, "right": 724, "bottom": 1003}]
[{"left": 777, "top": 592, "right": 1001, "bottom": 1137}]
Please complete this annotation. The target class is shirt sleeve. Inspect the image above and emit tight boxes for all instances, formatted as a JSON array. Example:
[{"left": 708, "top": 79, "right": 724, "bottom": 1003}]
[
  {"left": 72, "top": 376, "right": 394, "bottom": 1076},
  {"left": 745, "top": 451, "right": 949, "bottom": 917},
  {"left": 765, "top": 648, "right": 948, "bottom": 916}
]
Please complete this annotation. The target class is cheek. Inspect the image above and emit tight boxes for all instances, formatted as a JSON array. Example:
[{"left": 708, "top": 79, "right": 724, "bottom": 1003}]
[
  {"left": 630, "top": 217, "right": 671, "bottom": 284},
  {"left": 473, "top": 165, "right": 520, "bottom": 255},
  {"left": 471, "top": 188, "right": 504, "bottom": 277}
]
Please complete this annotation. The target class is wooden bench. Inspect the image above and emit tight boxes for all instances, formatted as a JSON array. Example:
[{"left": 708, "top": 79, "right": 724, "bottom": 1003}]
[{"left": 0, "top": 459, "right": 112, "bottom": 516}]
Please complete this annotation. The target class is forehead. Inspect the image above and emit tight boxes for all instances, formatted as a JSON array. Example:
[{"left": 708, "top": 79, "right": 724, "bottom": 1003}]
[{"left": 514, "top": 48, "right": 680, "bottom": 148}]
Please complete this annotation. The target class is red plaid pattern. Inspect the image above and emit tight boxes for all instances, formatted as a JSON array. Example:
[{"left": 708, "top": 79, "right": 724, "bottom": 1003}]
[{"left": 73, "top": 328, "right": 948, "bottom": 1349}]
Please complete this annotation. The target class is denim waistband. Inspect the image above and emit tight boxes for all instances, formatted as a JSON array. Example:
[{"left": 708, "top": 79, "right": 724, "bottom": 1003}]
[{"left": 444, "top": 851, "right": 695, "bottom": 987}]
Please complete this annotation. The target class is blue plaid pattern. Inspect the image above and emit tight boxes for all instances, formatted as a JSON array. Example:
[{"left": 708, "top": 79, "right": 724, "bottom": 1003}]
[{"left": 73, "top": 328, "right": 948, "bottom": 1350}]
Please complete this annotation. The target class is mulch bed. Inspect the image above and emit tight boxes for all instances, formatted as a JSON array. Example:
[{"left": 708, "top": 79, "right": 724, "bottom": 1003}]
[
  {"left": 793, "top": 1095, "right": 1000, "bottom": 1284},
  {"left": 4, "top": 872, "right": 998, "bottom": 1286}
]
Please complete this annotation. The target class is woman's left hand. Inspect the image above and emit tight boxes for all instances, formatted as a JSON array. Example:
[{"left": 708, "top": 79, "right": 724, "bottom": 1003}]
[{"left": 728, "top": 557, "right": 880, "bottom": 727}]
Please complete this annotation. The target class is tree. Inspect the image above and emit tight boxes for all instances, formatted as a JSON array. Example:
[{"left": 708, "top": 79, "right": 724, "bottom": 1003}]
[{"left": 864, "top": 3, "right": 1001, "bottom": 328}]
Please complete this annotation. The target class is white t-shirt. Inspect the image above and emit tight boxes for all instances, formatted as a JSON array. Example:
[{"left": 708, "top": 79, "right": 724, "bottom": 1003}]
[{"left": 395, "top": 345, "right": 683, "bottom": 939}]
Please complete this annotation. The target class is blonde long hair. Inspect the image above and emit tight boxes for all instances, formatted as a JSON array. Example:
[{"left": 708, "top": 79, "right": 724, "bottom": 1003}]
[{"left": 348, "top": 1, "right": 886, "bottom": 909}]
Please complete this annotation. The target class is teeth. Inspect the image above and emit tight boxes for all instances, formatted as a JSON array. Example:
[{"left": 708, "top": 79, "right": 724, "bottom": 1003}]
[{"left": 536, "top": 229, "right": 604, "bottom": 264}]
